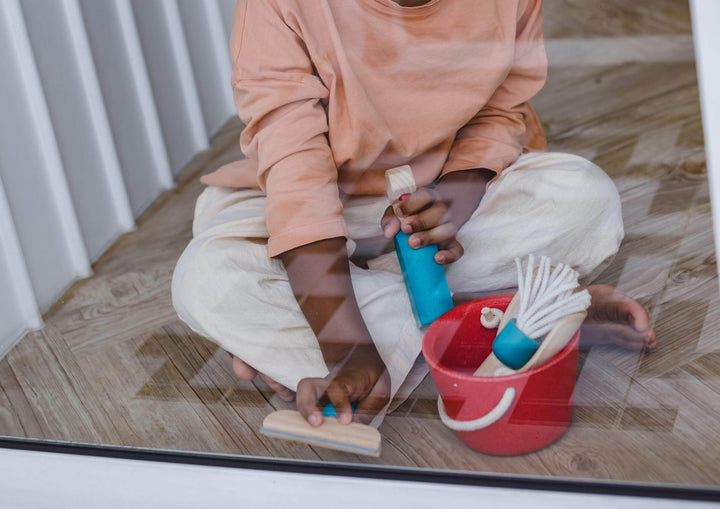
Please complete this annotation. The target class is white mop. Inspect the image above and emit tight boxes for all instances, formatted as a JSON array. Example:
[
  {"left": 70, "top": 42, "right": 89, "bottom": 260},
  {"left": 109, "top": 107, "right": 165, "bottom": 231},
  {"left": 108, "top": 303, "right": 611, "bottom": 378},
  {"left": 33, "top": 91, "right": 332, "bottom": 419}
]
[{"left": 475, "top": 255, "right": 591, "bottom": 376}]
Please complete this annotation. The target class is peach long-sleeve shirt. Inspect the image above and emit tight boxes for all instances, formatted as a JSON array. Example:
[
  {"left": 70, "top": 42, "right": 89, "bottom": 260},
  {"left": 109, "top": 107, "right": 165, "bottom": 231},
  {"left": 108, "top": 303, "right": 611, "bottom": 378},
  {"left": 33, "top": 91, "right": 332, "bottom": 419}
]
[{"left": 202, "top": 0, "right": 548, "bottom": 257}]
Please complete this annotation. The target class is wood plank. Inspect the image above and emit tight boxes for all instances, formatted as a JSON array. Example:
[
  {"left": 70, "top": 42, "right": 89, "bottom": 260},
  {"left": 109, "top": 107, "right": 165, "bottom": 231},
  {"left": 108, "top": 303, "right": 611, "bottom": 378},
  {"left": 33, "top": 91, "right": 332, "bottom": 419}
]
[
  {"left": 50, "top": 266, "right": 179, "bottom": 357},
  {"left": 543, "top": 0, "right": 692, "bottom": 39},
  {"left": 536, "top": 63, "right": 705, "bottom": 181},
  {"left": 0, "top": 359, "right": 42, "bottom": 437},
  {"left": 147, "top": 321, "right": 324, "bottom": 459},
  {"left": 5, "top": 327, "right": 118, "bottom": 443},
  {"left": 536, "top": 428, "right": 720, "bottom": 484},
  {"left": 71, "top": 328, "right": 259, "bottom": 454}
]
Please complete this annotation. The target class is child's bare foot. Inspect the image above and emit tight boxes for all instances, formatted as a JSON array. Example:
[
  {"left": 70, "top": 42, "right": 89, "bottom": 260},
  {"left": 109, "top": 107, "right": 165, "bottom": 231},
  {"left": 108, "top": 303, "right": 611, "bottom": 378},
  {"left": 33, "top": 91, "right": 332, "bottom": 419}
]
[
  {"left": 232, "top": 356, "right": 296, "bottom": 402},
  {"left": 581, "top": 284, "right": 657, "bottom": 351}
]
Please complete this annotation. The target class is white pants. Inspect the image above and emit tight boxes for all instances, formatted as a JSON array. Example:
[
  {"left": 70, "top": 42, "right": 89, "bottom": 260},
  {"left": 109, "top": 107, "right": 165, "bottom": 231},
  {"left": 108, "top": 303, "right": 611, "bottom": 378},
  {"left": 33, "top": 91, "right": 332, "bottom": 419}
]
[{"left": 171, "top": 152, "right": 624, "bottom": 412}]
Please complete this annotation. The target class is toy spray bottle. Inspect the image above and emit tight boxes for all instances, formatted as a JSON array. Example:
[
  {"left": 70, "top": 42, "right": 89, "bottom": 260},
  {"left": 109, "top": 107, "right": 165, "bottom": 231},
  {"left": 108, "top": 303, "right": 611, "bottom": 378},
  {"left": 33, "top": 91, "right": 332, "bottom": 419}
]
[{"left": 385, "top": 166, "right": 454, "bottom": 327}]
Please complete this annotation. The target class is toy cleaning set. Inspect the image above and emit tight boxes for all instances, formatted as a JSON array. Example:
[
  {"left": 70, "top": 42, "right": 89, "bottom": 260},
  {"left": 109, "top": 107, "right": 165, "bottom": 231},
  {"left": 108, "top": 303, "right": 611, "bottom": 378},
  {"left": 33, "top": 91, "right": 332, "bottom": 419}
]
[
  {"left": 424, "top": 255, "right": 590, "bottom": 455},
  {"left": 261, "top": 166, "right": 588, "bottom": 457}
]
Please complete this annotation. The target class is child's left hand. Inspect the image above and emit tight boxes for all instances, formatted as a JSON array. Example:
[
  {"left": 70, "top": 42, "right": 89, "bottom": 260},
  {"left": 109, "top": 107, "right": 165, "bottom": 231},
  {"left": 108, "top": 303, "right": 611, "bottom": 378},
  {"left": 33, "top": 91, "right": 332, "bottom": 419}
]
[
  {"left": 381, "top": 187, "right": 464, "bottom": 265},
  {"left": 296, "top": 345, "right": 391, "bottom": 426}
]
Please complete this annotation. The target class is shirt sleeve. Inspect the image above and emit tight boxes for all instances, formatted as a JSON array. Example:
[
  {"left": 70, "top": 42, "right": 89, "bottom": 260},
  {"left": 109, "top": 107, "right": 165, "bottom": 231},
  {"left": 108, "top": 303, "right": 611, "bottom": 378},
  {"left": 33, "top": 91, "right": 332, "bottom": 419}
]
[
  {"left": 230, "top": 0, "right": 347, "bottom": 257},
  {"left": 440, "top": 0, "right": 548, "bottom": 177}
]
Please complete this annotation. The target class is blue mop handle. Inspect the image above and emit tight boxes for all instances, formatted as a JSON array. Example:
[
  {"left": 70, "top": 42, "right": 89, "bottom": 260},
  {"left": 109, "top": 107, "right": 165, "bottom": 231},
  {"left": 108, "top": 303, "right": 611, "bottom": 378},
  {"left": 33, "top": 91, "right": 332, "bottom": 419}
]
[{"left": 492, "top": 318, "right": 542, "bottom": 369}]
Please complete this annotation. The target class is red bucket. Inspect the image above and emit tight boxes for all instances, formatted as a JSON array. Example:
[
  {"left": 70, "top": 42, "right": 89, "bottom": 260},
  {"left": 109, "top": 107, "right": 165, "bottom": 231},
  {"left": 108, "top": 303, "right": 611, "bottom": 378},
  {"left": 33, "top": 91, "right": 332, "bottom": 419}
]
[{"left": 423, "top": 295, "right": 579, "bottom": 456}]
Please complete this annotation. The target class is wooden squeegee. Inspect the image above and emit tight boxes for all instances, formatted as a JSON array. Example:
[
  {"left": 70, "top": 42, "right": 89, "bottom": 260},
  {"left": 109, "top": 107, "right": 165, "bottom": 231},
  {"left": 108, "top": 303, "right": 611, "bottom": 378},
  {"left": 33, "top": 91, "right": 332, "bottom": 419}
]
[{"left": 260, "top": 410, "right": 382, "bottom": 457}]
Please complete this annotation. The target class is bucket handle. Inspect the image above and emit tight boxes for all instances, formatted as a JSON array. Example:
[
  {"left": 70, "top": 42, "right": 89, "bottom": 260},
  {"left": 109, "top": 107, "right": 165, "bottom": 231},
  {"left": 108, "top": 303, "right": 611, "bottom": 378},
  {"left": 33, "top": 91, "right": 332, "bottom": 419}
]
[{"left": 437, "top": 387, "right": 516, "bottom": 432}]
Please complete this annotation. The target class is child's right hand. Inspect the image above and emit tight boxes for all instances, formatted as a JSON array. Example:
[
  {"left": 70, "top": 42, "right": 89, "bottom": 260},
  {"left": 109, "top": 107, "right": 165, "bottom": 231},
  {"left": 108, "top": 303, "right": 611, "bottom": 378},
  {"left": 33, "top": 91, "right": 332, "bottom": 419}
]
[
  {"left": 381, "top": 187, "right": 464, "bottom": 265},
  {"left": 296, "top": 345, "right": 391, "bottom": 426},
  {"left": 380, "top": 168, "right": 495, "bottom": 265}
]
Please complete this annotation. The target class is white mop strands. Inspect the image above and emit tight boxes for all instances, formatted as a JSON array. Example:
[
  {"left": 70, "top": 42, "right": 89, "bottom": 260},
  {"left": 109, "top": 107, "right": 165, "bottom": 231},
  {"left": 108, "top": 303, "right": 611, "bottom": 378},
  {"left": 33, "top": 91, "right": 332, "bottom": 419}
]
[{"left": 492, "top": 255, "right": 591, "bottom": 369}]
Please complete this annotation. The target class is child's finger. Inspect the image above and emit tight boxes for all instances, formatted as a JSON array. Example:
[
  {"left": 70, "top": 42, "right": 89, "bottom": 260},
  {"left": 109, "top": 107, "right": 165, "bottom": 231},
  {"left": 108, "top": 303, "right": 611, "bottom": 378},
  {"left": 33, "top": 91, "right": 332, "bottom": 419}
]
[
  {"left": 353, "top": 375, "right": 391, "bottom": 425},
  {"left": 407, "top": 222, "right": 457, "bottom": 250},
  {"left": 325, "top": 381, "right": 354, "bottom": 425},
  {"left": 380, "top": 206, "right": 401, "bottom": 238},
  {"left": 400, "top": 202, "right": 450, "bottom": 234},
  {"left": 435, "top": 240, "right": 464, "bottom": 265},
  {"left": 396, "top": 188, "right": 438, "bottom": 217},
  {"left": 296, "top": 377, "right": 328, "bottom": 427}
]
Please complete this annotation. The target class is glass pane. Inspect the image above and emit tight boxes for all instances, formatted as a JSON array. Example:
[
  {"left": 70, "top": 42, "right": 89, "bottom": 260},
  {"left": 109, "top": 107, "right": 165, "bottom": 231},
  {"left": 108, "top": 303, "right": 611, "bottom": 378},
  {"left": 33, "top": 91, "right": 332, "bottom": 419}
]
[{"left": 1, "top": 0, "right": 718, "bottom": 494}]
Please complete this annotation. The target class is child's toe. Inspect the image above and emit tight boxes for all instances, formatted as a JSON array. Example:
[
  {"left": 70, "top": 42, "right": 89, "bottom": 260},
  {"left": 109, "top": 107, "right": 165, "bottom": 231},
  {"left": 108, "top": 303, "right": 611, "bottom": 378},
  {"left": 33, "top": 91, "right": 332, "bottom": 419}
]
[{"left": 232, "top": 357, "right": 258, "bottom": 380}]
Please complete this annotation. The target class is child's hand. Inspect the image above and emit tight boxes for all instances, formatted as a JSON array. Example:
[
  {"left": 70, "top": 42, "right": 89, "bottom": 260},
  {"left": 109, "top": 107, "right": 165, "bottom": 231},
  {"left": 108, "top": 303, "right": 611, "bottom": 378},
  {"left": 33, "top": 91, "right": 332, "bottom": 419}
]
[
  {"left": 381, "top": 187, "right": 464, "bottom": 265},
  {"left": 296, "top": 346, "right": 391, "bottom": 426}
]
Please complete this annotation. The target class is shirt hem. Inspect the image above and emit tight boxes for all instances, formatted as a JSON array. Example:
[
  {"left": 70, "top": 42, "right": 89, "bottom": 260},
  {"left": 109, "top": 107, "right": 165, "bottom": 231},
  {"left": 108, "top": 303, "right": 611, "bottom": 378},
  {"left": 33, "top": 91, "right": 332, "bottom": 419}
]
[{"left": 268, "top": 219, "right": 350, "bottom": 258}]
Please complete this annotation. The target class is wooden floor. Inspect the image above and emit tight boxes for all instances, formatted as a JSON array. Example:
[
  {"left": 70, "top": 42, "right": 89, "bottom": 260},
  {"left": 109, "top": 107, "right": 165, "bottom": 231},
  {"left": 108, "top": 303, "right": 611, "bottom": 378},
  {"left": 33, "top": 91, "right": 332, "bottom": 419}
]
[{"left": 1, "top": 0, "right": 718, "bottom": 488}]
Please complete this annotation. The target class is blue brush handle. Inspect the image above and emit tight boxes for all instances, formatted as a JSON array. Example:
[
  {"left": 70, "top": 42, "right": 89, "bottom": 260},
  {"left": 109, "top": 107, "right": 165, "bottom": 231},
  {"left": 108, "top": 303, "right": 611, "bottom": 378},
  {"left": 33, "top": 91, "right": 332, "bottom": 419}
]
[
  {"left": 322, "top": 403, "right": 356, "bottom": 418},
  {"left": 394, "top": 231, "right": 454, "bottom": 327},
  {"left": 492, "top": 318, "right": 542, "bottom": 369}
]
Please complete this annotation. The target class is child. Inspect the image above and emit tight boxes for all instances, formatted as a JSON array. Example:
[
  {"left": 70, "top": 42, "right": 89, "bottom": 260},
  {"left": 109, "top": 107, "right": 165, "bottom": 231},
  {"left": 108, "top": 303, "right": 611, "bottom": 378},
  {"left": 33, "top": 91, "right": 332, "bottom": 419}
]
[{"left": 172, "top": 0, "right": 656, "bottom": 428}]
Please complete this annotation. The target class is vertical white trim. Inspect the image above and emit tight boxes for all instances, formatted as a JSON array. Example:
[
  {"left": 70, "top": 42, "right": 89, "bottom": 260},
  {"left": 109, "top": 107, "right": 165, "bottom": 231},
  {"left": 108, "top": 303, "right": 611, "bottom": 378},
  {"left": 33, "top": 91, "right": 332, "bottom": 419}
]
[
  {"left": 20, "top": 0, "right": 135, "bottom": 260},
  {"left": 177, "top": 0, "right": 235, "bottom": 136},
  {"left": 131, "top": 0, "right": 208, "bottom": 175},
  {"left": 78, "top": 0, "right": 174, "bottom": 217},
  {"left": 0, "top": 0, "right": 91, "bottom": 311},
  {"left": 118, "top": 0, "right": 176, "bottom": 191},
  {"left": 64, "top": 0, "right": 136, "bottom": 235},
  {"left": 690, "top": 0, "right": 720, "bottom": 290},
  {"left": 166, "top": 0, "right": 210, "bottom": 140},
  {"left": 0, "top": 177, "right": 43, "bottom": 357},
  {"left": 8, "top": 0, "right": 90, "bottom": 276}
]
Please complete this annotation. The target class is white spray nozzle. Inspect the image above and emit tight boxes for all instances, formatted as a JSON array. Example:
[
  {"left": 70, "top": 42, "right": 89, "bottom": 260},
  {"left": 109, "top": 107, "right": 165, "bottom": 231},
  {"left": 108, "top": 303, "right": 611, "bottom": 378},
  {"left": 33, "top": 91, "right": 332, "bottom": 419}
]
[{"left": 385, "top": 165, "right": 416, "bottom": 203}]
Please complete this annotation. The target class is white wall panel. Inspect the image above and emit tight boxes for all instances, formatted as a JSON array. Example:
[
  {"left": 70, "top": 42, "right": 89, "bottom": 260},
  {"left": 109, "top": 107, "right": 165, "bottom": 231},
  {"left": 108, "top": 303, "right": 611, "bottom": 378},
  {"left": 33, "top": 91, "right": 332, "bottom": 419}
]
[
  {"left": 20, "top": 0, "right": 135, "bottom": 261},
  {"left": 0, "top": 0, "right": 92, "bottom": 312},
  {"left": 0, "top": 178, "right": 43, "bottom": 357},
  {"left": 178, "top": 0, "right": 235, "bottom": 136},
  {"left": 79, "top": 0, "right": 174, "bottom": 216},
  {"left": 0, "top": 0, "right": 238, "bottom": 355},
  {"left": 131, "top": 0, "right": 208, "bottom": 175}
]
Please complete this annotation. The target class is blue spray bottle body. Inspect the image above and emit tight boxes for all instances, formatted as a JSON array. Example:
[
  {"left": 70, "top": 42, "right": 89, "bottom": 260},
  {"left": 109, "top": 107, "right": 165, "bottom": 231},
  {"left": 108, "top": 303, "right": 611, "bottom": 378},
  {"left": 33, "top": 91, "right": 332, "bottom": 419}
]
[{"left": 386, "top": 166, "right": 454, "bottom": 327}]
